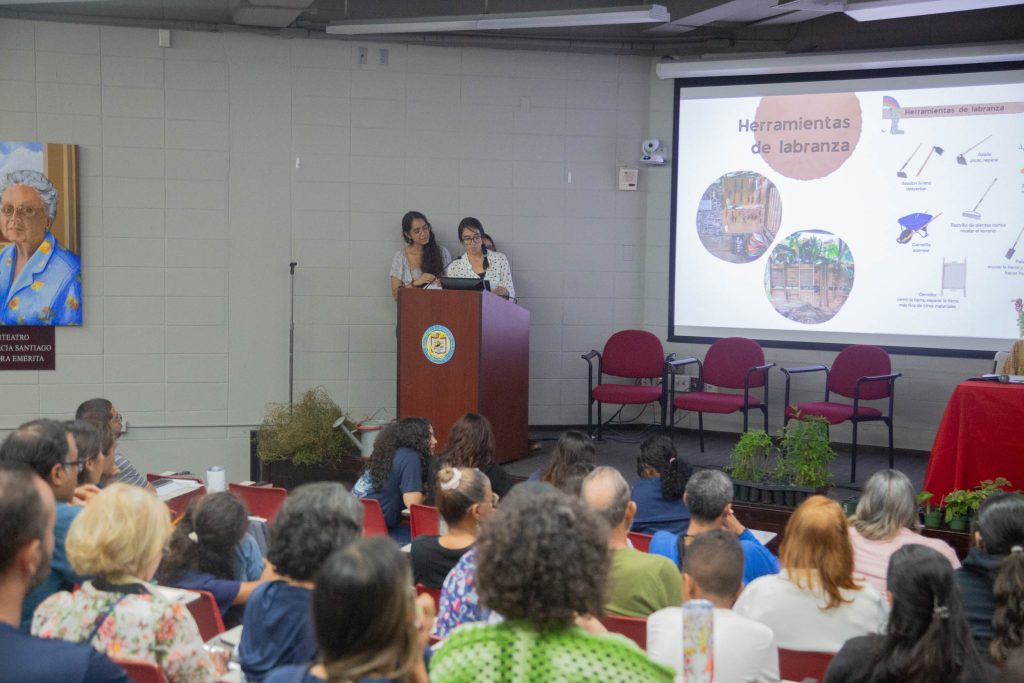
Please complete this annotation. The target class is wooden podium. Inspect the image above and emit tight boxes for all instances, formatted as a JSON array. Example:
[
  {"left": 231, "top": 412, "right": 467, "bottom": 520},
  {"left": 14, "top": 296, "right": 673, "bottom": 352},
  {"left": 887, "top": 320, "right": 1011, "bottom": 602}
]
[{"left": 398, "top": 289, "right": 529, "bottom": 464}]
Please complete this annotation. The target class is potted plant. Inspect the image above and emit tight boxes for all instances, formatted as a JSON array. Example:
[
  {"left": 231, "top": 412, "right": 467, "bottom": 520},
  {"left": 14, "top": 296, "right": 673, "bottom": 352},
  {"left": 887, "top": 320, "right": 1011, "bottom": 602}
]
[
  {"left": 943, "top": 488, "right": 979, "bottom": 531},
  {"left": 256, "top": 388, "right": 359, "bottom": 490},
  {"left": 771, "top": 413, "right": 835, "bottom": 506},
  {"left": 918, "top": 490, "right": 942, "bottom": 528},
  {"left": 727, "top": 430, "right": 774, "bottom": 502}
]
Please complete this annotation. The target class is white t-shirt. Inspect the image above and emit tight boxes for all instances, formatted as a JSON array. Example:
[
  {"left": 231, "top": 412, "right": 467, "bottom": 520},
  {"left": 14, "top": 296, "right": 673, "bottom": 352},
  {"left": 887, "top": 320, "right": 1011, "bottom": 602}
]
[
  {"left": 733, "top": 569, "right": 889, "bottom": 652},
  {"left": 647, "top": 607, "right": 780, "bottom": 683},
  {"left": 848, "top": 526, "right": 961, "bottom": 594}
]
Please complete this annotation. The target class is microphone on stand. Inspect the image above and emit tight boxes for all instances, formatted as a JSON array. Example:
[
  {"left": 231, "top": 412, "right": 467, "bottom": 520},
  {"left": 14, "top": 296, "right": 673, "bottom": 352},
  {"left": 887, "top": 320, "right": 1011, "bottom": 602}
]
[{"left": 966, "top": 374, "right": 1010, "bottom": 383}]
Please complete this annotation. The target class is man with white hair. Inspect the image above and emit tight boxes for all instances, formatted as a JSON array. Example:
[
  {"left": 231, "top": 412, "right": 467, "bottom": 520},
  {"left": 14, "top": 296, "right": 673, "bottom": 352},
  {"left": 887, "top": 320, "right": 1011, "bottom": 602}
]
[
  {"left": 581, "top": 466, "right": 681, "bottom": 617},
  {"left": 0, "top": 169, "right": 82, "bottom": 325}
]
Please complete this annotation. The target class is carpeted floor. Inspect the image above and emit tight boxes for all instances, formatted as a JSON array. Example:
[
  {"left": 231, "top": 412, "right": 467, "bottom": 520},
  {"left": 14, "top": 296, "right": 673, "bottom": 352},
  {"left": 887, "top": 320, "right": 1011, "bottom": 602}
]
[{"left": 510, "top": 424, "right": 929, "bottom": 503}]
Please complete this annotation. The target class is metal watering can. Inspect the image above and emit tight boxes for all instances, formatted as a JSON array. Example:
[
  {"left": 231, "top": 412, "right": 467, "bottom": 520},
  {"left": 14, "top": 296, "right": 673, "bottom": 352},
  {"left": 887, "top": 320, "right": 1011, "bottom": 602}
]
[{"left": 333, "top": 415, "right": 391, "bottom": 459}]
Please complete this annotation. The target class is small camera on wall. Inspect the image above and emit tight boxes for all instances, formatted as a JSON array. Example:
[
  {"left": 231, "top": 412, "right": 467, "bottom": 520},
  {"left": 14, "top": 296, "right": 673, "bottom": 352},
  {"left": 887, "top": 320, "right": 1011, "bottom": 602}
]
[{"left": 642, "top": 138, "right": 666, "bottom": 165}]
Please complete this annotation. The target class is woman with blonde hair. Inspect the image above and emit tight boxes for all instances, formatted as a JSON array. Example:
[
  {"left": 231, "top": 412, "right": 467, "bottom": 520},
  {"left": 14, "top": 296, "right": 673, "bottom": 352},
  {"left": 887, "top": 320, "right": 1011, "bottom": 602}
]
[
  {"left": 32, "top": 484, "right": 224, "bottom": 682},
  {"left": 734, "top": 495, "right": 888, "bottom": 652}
]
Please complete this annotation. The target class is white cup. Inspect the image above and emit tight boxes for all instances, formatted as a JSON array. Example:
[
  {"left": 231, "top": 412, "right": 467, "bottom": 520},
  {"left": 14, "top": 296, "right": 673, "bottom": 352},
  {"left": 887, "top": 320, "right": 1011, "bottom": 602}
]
[{"left": 206, "top": 466, "right": 226, "bottom": 493}]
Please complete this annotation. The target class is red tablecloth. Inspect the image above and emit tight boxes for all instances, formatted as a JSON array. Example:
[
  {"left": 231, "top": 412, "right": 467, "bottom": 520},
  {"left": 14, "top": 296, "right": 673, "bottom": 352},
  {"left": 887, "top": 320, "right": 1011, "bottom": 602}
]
[{"left": 923, "top": 381, "right": 1024, "bottom": 501}]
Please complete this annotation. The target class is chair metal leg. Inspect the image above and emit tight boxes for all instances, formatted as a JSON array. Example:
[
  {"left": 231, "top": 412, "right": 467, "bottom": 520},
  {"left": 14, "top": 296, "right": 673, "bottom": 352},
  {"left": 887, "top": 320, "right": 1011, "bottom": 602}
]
[
  {"left": 850, "top": 419, "right": 859, "bottom": 483},
  {"left": 596, "top": 403, "right": 603, "bottom": 442},
  {"left": 742, "top": 408, "right": 749, "bottom": 433},
  {"left": 762, "top": 406, "right": 769, "bottom": 432},
  {"left": 587, "top": 399, "right": 594, "bottom": 439},
  {"left": 887, "top": 418, "right": 894, "bottom": 469},
  {"left": 698, "top": 412, "right": 705, "bottom": 452}
]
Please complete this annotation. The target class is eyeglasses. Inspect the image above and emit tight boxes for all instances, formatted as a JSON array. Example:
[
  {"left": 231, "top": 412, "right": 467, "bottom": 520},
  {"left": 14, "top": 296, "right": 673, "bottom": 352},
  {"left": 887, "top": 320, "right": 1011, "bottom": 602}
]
[
  {"left": 0, "top": 204, "right": 46, "bottom": 220},
  {"left": 461, "top": 234, "right": 483, "bottom": 244},
  {"left": 409, "top": 224, "right": 431, "bottom": 236}
]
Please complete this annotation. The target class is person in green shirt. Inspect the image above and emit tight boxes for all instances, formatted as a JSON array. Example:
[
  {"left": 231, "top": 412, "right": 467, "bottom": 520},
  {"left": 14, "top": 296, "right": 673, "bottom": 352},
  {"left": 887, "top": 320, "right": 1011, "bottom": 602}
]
[
  {"left": 430, "top": 482, "right": 674, "bottom": 683},
  {"left": 582, "top": 466, "right": 682, "bottom": 617}
]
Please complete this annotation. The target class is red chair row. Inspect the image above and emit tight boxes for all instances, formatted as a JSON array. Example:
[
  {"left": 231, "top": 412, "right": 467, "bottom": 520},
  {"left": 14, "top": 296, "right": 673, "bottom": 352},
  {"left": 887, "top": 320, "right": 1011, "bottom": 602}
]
[{"left": 584, "top": 331, "right": 900, "bottom": 483}]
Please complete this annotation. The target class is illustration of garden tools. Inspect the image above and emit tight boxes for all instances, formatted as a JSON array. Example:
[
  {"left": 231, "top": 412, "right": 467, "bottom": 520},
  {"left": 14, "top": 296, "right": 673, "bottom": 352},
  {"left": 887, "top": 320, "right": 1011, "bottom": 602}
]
[
  {"left": 896, "top": 211, "right": 942, "bottom": 244},
  {"left": 1007, "top": 225, "right": 1024, "bottom": 260},
  {"left": 957, "top": 134, "right": 992, "bottom": 165},
  {"left": 962, "top": 178, "right": 997, "bottom": 220},
  {"left": 916, "top": 145, "right": 944, "bottom": 177},
  {"left": 896, "top": 144, "right": 921, "bottom": 178}
]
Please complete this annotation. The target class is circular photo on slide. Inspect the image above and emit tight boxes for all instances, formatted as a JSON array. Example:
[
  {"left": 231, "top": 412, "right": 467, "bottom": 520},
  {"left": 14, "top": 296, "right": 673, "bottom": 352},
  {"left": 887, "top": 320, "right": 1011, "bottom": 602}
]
[
  {"left": 696, "top": 171, "right": 782, "bottom": 264},
  {"left": 763, "top": 230, "right": 854, "bottom": 325}
]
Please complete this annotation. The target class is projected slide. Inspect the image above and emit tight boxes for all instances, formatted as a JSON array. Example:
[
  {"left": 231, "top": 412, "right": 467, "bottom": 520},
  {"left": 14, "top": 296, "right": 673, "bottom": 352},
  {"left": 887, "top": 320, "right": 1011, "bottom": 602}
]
[{"left": 671, "top": 69, "right": 1024, "bottom": 355}]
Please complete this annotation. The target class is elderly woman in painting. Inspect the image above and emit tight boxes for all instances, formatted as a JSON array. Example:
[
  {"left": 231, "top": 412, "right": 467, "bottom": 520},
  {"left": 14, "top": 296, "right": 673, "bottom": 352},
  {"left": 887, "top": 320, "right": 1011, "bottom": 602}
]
[{"left": 0, "top": 169, "right": 81, "bottom": 325}]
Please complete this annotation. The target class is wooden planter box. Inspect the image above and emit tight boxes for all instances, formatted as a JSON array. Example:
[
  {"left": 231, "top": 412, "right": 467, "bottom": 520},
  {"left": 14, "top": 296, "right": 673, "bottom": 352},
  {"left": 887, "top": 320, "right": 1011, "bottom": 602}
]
[
  {"left": 732, "top": 479, "right": 817, "bottom": 508},
  {"left": 249, "top": 430, "right": 364, "bottom": 491}
]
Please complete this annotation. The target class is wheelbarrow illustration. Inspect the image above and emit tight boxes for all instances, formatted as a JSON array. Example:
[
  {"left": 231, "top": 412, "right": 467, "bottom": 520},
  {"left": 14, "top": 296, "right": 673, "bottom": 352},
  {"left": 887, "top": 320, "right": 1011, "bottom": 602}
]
[{"left": 896, "top": 211, "right": 942, "bottom": 244}]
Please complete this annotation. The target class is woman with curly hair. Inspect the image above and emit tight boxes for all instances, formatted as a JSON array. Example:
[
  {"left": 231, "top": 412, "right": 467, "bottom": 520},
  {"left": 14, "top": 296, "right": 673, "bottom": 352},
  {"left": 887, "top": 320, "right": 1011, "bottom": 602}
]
[
  {"left": 956, "top": 491, "right": 1024, "bottom": 663},
  {"left": 734, "top": 495, "right": 888, "bottom": 652},
  {"left": 825, "top": 544, "right": 990, "bottom": 683},
  {"left": 532, "top": 430, "right": 595, "bottom": 488},
  {"left": 429, "top": 482, "right": 674, "bottom": 682},
  {"left": 630, "top": 433, "right": 692, "bottom": 535},
  {"left": 156, "top": 493, "right": 276, "bottom": 628},
  {"left": 439, "top": 413, "right": 513, "bottom": 499},
  {"left": 390, "top": 211, "right": 451, "bottom": 300},
  {"left": 353, "top": 417, "right": 435, "bottom": 543}
]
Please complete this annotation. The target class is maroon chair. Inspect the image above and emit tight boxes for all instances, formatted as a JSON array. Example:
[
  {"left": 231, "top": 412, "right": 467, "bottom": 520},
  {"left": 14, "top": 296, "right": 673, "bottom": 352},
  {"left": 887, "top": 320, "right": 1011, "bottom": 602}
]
[
  {"left": 668, "top": 337, "right": 774, "bottom": 452},
  {"left": 777, "top": 648, "right": 834, "bottom": 682},
  {"left": 582, "top": 330, "right": 669, "bottom": 440},
  {"left": 627, "top": 531, "right": 653, "bottom": 552},
  {"left": 415, "top": 583, "right": 442, "bottom": 607},
  {"left": 228, "top": 482, "right": 288, "bottom": 522},
  {"left": 114, "top": 659, "right": 169, "bottom": 683},
  {"left": 600, "top": 614, "right": 647, "bottom": 649},
  {"left": 781, "top": 344, "right": 900, "bottom": 482},
  {"left": 360, "top": 498, "right": 389, "bottom": 537},
  {"left": 410, "top": 503, "right": 439, "bottom": 539},
  {"left": 185, "top": 589, "right": 226, "bottom": 642}
]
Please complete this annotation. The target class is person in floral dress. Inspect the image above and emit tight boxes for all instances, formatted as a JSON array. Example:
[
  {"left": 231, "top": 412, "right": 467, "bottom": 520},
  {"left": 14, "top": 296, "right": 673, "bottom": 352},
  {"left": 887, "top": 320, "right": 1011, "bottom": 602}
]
[{"left": 32, "top": 483, "right": 224, "bottom": 682}]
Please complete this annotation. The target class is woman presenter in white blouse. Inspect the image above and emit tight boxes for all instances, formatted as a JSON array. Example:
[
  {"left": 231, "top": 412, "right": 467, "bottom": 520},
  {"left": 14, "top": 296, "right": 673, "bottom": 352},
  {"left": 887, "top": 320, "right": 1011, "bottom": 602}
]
[
  {"left": 445, "top": 217, "right": 515, "bottom": 300},
  {"left": 390, "top": 211, "right": 452, "bottom": 300}
]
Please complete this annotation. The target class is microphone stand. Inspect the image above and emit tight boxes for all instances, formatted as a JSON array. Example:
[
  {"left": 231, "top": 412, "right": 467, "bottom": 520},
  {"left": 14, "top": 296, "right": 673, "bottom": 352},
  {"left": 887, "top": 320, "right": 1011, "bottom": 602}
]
[{"left": 289, "top": 261, "right": 297, "bottom": 405}]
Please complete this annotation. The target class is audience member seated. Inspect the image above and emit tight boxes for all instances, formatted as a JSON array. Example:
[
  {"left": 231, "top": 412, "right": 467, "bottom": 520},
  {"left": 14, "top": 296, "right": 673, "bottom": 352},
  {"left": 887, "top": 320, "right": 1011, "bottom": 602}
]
[
  {"left": 825, "top": 544, "right": 990, "bottom": 683},
  {"left": 581, "top": 466, "right": 681, "bottom": 617},
  {"left": 429, "top": 482, "right": 675, "bottom": 682},
  {"left": 630, "top": 434, "right": 692, "bottom": 535},
  {"left": 849, "top": 469, "right": 960, "bottom": 594},
  {"left": 75, "top": 398, "right": 153, "bottom": 491},
  {"left": 650, "top": 469, "right": 778, "bottom": 585},
  {"left": 956, "top": 491, "right": 1024, "bottom": 663},
  {"left": 531, "top": 430, "right": 596, "bottom": 489},
  {"left": 438, "top": 413, "right": 514, "bottom": 499},
  {"left": 66, "top": 419, "right": 107, "bottom": 505},
  {"left": 239, "top": 482, "right": 364, "bottom": 682},
  {"left": 0, "top": 419, "right": 85, "bottom": 630},
  {"left": 353, "top": 417, "right": 434, "bottom": 544},
  {"left": 410, "top": 467, "right": 493, "bottom": 589},
  {"left": 157, "top": 492, "right": 277, "bottom": 628},
  {"left": 265, "top": 537, "right": 433, "bottom": 683},
  {"left": 432, "top": 547, "right": 486, "bottom": 640},
  {"left": 648, "top": 530, "right": 780, "bottom": 682},
  {"left": 0, "top": 462, "right": 128, "bottom": 682},
  {"left": 32, "top": 483, "right": 224, "bottom": 682},
  {"left": 734, "top": 496, "right": 888, "bottom": 652}
]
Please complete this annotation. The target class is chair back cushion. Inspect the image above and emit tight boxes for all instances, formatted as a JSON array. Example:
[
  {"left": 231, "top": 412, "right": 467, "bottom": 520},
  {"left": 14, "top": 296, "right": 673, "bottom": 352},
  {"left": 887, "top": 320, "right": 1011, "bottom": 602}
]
[
  {"left": 828, "top": 345, "right": 891, "bottom": 400},
  {"left": 602, "top": 330, "right": 664, "bottom": 379},
  {"left": 777, "top": 648, "right": 833, "bottom": 682},
  {"left": 703, "top": 337, "right": 766, "bottom": 389}
]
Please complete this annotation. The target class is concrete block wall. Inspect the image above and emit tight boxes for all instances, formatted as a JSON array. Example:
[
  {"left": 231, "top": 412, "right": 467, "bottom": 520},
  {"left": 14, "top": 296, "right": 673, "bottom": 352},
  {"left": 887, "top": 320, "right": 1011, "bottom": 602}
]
[{"left": 0, "top": 19, "right": 652, "bottom": 478}]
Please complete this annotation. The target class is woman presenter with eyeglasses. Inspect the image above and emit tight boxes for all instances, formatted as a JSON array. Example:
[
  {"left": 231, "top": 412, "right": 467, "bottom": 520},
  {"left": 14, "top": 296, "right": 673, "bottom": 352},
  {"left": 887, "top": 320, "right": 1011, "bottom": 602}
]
[
  {"left": 444, "top": 217, "right": 515, "bottom": 300},
  {"left": 0, "top": 170, "right": 82, "bottom": 325},
  {"left": 390, "top": 210, "right": 452, "bottom": 301}
]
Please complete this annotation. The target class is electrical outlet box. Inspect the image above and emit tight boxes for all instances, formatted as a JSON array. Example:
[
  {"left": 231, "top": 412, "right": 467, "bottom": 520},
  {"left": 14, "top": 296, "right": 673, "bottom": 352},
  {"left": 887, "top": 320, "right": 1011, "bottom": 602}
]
[
  {"left": 689, "top": 376, "right": 700, "bottom": 392},
  {"left": 357, "top": 47, "right": 368, "bottom": 65}
]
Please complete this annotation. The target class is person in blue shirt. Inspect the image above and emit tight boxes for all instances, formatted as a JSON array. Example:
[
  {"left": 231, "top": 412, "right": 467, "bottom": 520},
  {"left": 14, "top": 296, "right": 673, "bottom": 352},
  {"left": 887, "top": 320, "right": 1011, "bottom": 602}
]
[
  {"left": 0, "top": 461, "right": 128, "bottom": 682},
  {"left": 239, "top": 482, "right": 364, "bottom": 682},
  {"left": 353, "top": 417, "right": 435, "bottom": 544},
  {"left": 630, "top": 434, "right": 693, "bottom": 535},
  {"left": 157, "top": 492, "right": 276, "bottom": 628},
  {"left": 650, "top": 469, "right": 779, "bottom": 586},
  {"left": 264, "top": 537, "right": 433, "bottom": 683}
]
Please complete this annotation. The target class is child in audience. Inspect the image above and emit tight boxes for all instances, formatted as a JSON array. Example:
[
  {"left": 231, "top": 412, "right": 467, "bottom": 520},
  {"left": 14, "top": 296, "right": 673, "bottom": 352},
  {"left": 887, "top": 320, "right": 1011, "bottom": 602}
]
[
  {"left": 239, "top": 482, "right": 364, "bottom": 682},
  {"left": 648, "top": 530, "right": 780, "bottom": 682},
  {"left": 410, "top": 467, "right": 493, "bottom": 588},
  {"left": 353, "top": 417, "right": 435, "bottom": 544},
  {"left": 848, "top": 469, "right": 959, "bottom": 594},
  {"left": 956, "top": 491, "right": 1024, "bottom": 663},
  {"left": 734, "top": 496, "right": 888, "bottom": 652},
  {"left": 532, "top": 430, "right": 596, "bottom": 489},
  {"left": 264, "top": 537, "right": 433, "bottom": 683},
  {"left": 32, "top": 484, "right": 225, "bottom": 683},
  {"left": 430, "top": 482, "right": 675, "bottom": 682},
  {"left": 630, "top": 434, "right": 692, "bottom": 535},
  {"left": 825, "top": 544, "right": 990, "bottom": 683},
  {"left": 439, "top": 413, "right": 515, "bottom": 499},
  {"left": 157, "top": 492, "right": 275, "bottom": 627}
]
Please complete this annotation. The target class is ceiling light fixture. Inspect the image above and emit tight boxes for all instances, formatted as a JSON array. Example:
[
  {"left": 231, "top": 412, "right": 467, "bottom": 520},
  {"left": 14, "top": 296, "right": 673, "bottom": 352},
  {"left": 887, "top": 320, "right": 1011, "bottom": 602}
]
[
  {"left": 844, "top": 0, "right": 1024, "bottom": 22},
  {"left": 326, "top": 4, "right": 669, "bottom": 35}
]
